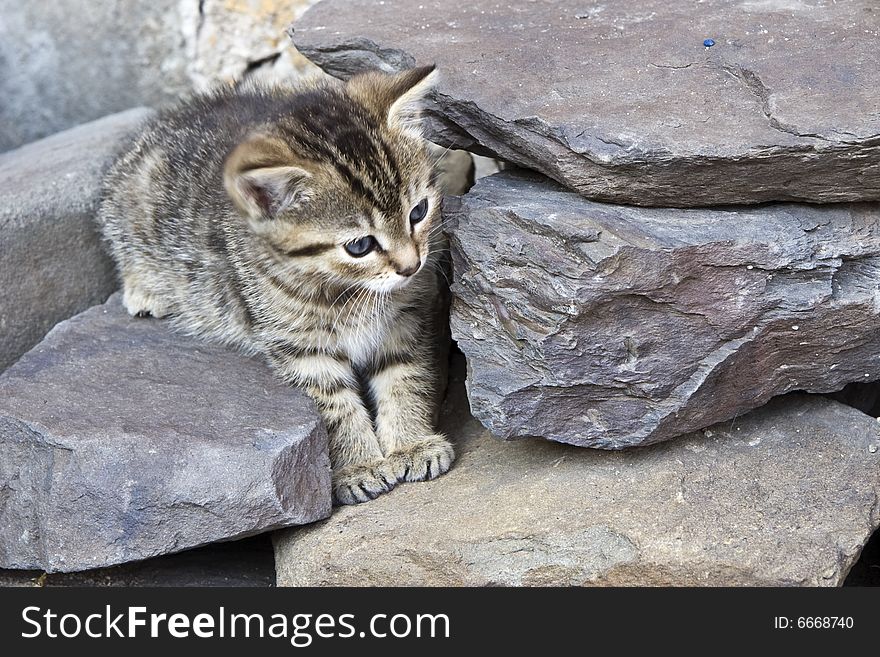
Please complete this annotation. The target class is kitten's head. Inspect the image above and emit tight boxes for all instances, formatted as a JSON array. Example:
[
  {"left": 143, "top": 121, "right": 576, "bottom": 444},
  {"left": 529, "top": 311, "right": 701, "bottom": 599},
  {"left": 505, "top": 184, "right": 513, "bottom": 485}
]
[{"left": 224, "top": 65, "right": 440, "bottom": 294}]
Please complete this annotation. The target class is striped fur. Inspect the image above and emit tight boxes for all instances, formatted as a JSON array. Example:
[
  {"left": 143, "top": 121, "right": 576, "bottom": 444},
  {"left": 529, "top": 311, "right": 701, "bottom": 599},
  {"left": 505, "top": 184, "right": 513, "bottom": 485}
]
[{"left": 98, "top": 67, "right": 454, "bottom": 505}]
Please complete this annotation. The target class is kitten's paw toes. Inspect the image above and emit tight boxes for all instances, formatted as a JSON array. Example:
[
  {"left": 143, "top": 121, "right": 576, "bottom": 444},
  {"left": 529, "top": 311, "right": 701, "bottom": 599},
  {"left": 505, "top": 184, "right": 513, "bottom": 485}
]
[
  {"left": 122, "top": 286, "right": 170, "bottom": 319},
  {"left": 387, "top": 434, "right": 455, "bottom": 483},
  {"left": 332, "top": 462, "right": 396, "bottom": 506}
]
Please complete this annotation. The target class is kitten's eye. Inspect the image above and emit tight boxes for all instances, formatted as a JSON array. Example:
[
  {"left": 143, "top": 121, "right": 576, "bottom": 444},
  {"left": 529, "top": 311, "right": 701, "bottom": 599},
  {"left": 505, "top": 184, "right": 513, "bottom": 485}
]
[
  {"left": 409, "top": 198, "right": 429, "bottom": 225},
  {"left": 344, "top": 236, "right": 377, "bottom": 258}
]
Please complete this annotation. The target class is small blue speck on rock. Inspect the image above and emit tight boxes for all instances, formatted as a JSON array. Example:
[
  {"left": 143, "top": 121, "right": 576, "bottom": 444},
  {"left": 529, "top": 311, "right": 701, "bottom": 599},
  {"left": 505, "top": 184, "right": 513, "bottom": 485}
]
[{"left": 703, "top": 38, "right": 716, "bottom": 47}]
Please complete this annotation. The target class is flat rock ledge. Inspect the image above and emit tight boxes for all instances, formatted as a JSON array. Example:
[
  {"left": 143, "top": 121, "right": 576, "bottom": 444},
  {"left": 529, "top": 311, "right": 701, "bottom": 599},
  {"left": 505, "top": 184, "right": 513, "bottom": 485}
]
[
  {"left": 0, "top": 296, "right": 331, "bottom": 573},
  {"left": 447, "top": 171, "right": 880, "bottom": 449},
  {"left": 291, "top": 0, "right": 880, "bottom": 206},
  {"left": 274, "top": 362, "right": 880, "bottom": 586}
]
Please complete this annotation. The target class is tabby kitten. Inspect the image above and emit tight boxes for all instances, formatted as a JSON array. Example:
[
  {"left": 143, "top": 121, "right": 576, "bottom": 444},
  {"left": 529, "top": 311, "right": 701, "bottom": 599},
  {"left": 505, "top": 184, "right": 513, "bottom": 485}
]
[{"left": 98, "top": 66, "right": 454, "bottom": 505}]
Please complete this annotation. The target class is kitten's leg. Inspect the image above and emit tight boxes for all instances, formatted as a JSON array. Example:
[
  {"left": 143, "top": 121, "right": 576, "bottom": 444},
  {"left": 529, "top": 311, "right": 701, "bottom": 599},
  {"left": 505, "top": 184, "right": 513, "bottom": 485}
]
[
  {"left": 367, "top": 331, "right": 454, "bottom": 483},
  {"left": 266, "top": 342, "right": 394, "bottom": 505}
]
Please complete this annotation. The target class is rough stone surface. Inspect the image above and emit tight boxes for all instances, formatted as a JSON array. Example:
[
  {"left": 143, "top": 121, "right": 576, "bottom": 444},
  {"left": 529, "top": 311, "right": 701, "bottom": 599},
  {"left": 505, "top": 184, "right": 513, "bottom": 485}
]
[
  {"left": 0, "top": 108, "right": 152, "bottom": 373},
  {"left": 274, "top": 356, "right": 880, "bottom": 586},
  {"left": 0, "top": 296, "right": 331, "bottom": 573},
  {"left": 0, "top": 1, "right": 320, "bottom": 152},
  {"left": 292, "top": 0, "right": 880, "bottom": 206},
  {"left": 447, "top": 171, "right": 880, "bottom": 448},
  {"left": 0, "top": 2, "right": 188, "bottom": 151}
]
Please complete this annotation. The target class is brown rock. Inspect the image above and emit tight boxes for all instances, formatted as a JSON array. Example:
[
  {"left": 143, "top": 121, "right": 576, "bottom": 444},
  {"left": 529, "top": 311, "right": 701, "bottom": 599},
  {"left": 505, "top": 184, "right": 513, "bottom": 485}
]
[
  {"left": 291, "top": 0, "right": 880, "bottom": 206},
  {"left": 447, "top": 171, "right": 880, "bottom": 449},
  {"left": 273, "top": 356, "right": 880, "bottom": 586}
]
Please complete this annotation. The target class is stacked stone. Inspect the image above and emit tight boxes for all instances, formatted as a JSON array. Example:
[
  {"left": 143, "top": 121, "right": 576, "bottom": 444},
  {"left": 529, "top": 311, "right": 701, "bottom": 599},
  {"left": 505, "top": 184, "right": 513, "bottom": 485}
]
[{"left": 274, "top": 0, "right": 880, "bottom": 585}]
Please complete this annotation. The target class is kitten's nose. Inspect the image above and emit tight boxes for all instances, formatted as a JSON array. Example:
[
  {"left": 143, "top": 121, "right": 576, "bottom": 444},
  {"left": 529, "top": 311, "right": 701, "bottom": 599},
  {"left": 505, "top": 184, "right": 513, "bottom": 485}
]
[{"left": 395, "top": 262, "right": 420, "bottom": 277}]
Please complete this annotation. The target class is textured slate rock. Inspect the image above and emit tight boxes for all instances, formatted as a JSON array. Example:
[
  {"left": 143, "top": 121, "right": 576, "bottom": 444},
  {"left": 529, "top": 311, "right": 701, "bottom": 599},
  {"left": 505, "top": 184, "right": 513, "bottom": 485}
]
[
  {"left": 0, "top": 108, "right": 153, "bottom": 372},
  {"left": 447, "top": 171, "right": 880, "bottom": 448},
  {"left": 0, "top": 296, "right": 331, "bottom": 573},
  {"left": 274, "top": 356, "right": 880, "bottom": 586},
  {"left": 291, "top": 0, "right": 880, "bottom": 206}
]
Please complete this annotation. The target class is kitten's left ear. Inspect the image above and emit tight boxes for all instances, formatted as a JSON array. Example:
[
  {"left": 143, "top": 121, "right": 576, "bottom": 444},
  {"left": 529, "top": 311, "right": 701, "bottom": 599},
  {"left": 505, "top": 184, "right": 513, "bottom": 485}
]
[{"left": 347, "top": 65, "right": 437, "bottom": 130}]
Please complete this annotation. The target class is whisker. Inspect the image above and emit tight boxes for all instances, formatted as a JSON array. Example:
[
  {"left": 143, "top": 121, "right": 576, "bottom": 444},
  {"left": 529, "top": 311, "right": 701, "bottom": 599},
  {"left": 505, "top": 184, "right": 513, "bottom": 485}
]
[
  {"left": 329, "top": 280, "right": 361, "bottom": 312},
  {"left": 430, "top": 142, "right": 456, "bottom": 165},
  {"left": 333, "top": 285, "right": 367, "bottom": 337},
  {"left": 426, "top": 261, "right": 452, "bottom": 287}
]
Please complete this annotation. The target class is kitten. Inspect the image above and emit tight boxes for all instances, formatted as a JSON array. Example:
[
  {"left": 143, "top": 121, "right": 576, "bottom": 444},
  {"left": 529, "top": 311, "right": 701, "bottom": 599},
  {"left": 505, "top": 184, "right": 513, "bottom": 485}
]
[{"left": 98, "top": 66, "right": 454, "bottom": 505}]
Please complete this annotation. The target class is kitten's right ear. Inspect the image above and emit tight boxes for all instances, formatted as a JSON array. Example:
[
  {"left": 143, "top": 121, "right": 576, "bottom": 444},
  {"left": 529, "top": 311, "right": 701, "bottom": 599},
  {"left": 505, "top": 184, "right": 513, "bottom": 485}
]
[
  {"left": 346, "top": 65, "right": 437, "bottom": 132},
  {"left": 224, "top": 134, "right": 312, "bottom": 221}
]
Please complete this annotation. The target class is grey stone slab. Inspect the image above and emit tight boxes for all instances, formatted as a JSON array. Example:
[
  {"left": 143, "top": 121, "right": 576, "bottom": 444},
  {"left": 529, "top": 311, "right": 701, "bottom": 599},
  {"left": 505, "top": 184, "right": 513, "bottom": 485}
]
[
  {"left": 274, "top": 355, "right": 880, "bottom": 586},
  {"left": 0, "top": 108, "right": 153, "bottom": 372},
  {"left": 291, "top": 0, "right": 880, "bottom": 206},
  {"left": 0, "top": 296, "right": 331, "bottom": 573},
  {"left": 447, "top": 171, "right": 880, "bottom": 448}
]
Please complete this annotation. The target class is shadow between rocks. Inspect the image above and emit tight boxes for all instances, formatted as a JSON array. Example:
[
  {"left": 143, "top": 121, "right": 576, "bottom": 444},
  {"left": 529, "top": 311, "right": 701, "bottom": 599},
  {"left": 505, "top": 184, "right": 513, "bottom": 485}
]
[{"left": 0, "top": 535, "right": 275, "bottom": 587}]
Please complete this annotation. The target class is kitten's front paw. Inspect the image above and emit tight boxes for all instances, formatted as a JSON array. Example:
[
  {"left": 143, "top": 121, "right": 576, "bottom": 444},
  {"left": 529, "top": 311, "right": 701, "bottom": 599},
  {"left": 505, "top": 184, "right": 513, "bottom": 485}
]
[
  {"left": 122, "top": 284, "right": 170, "bottom": 319},
  {"left": 386, "top": 434, "right": 455, "bottom": 483},
  {"left": 332, "top": 462, "right": 396, "bottom": 505}
]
